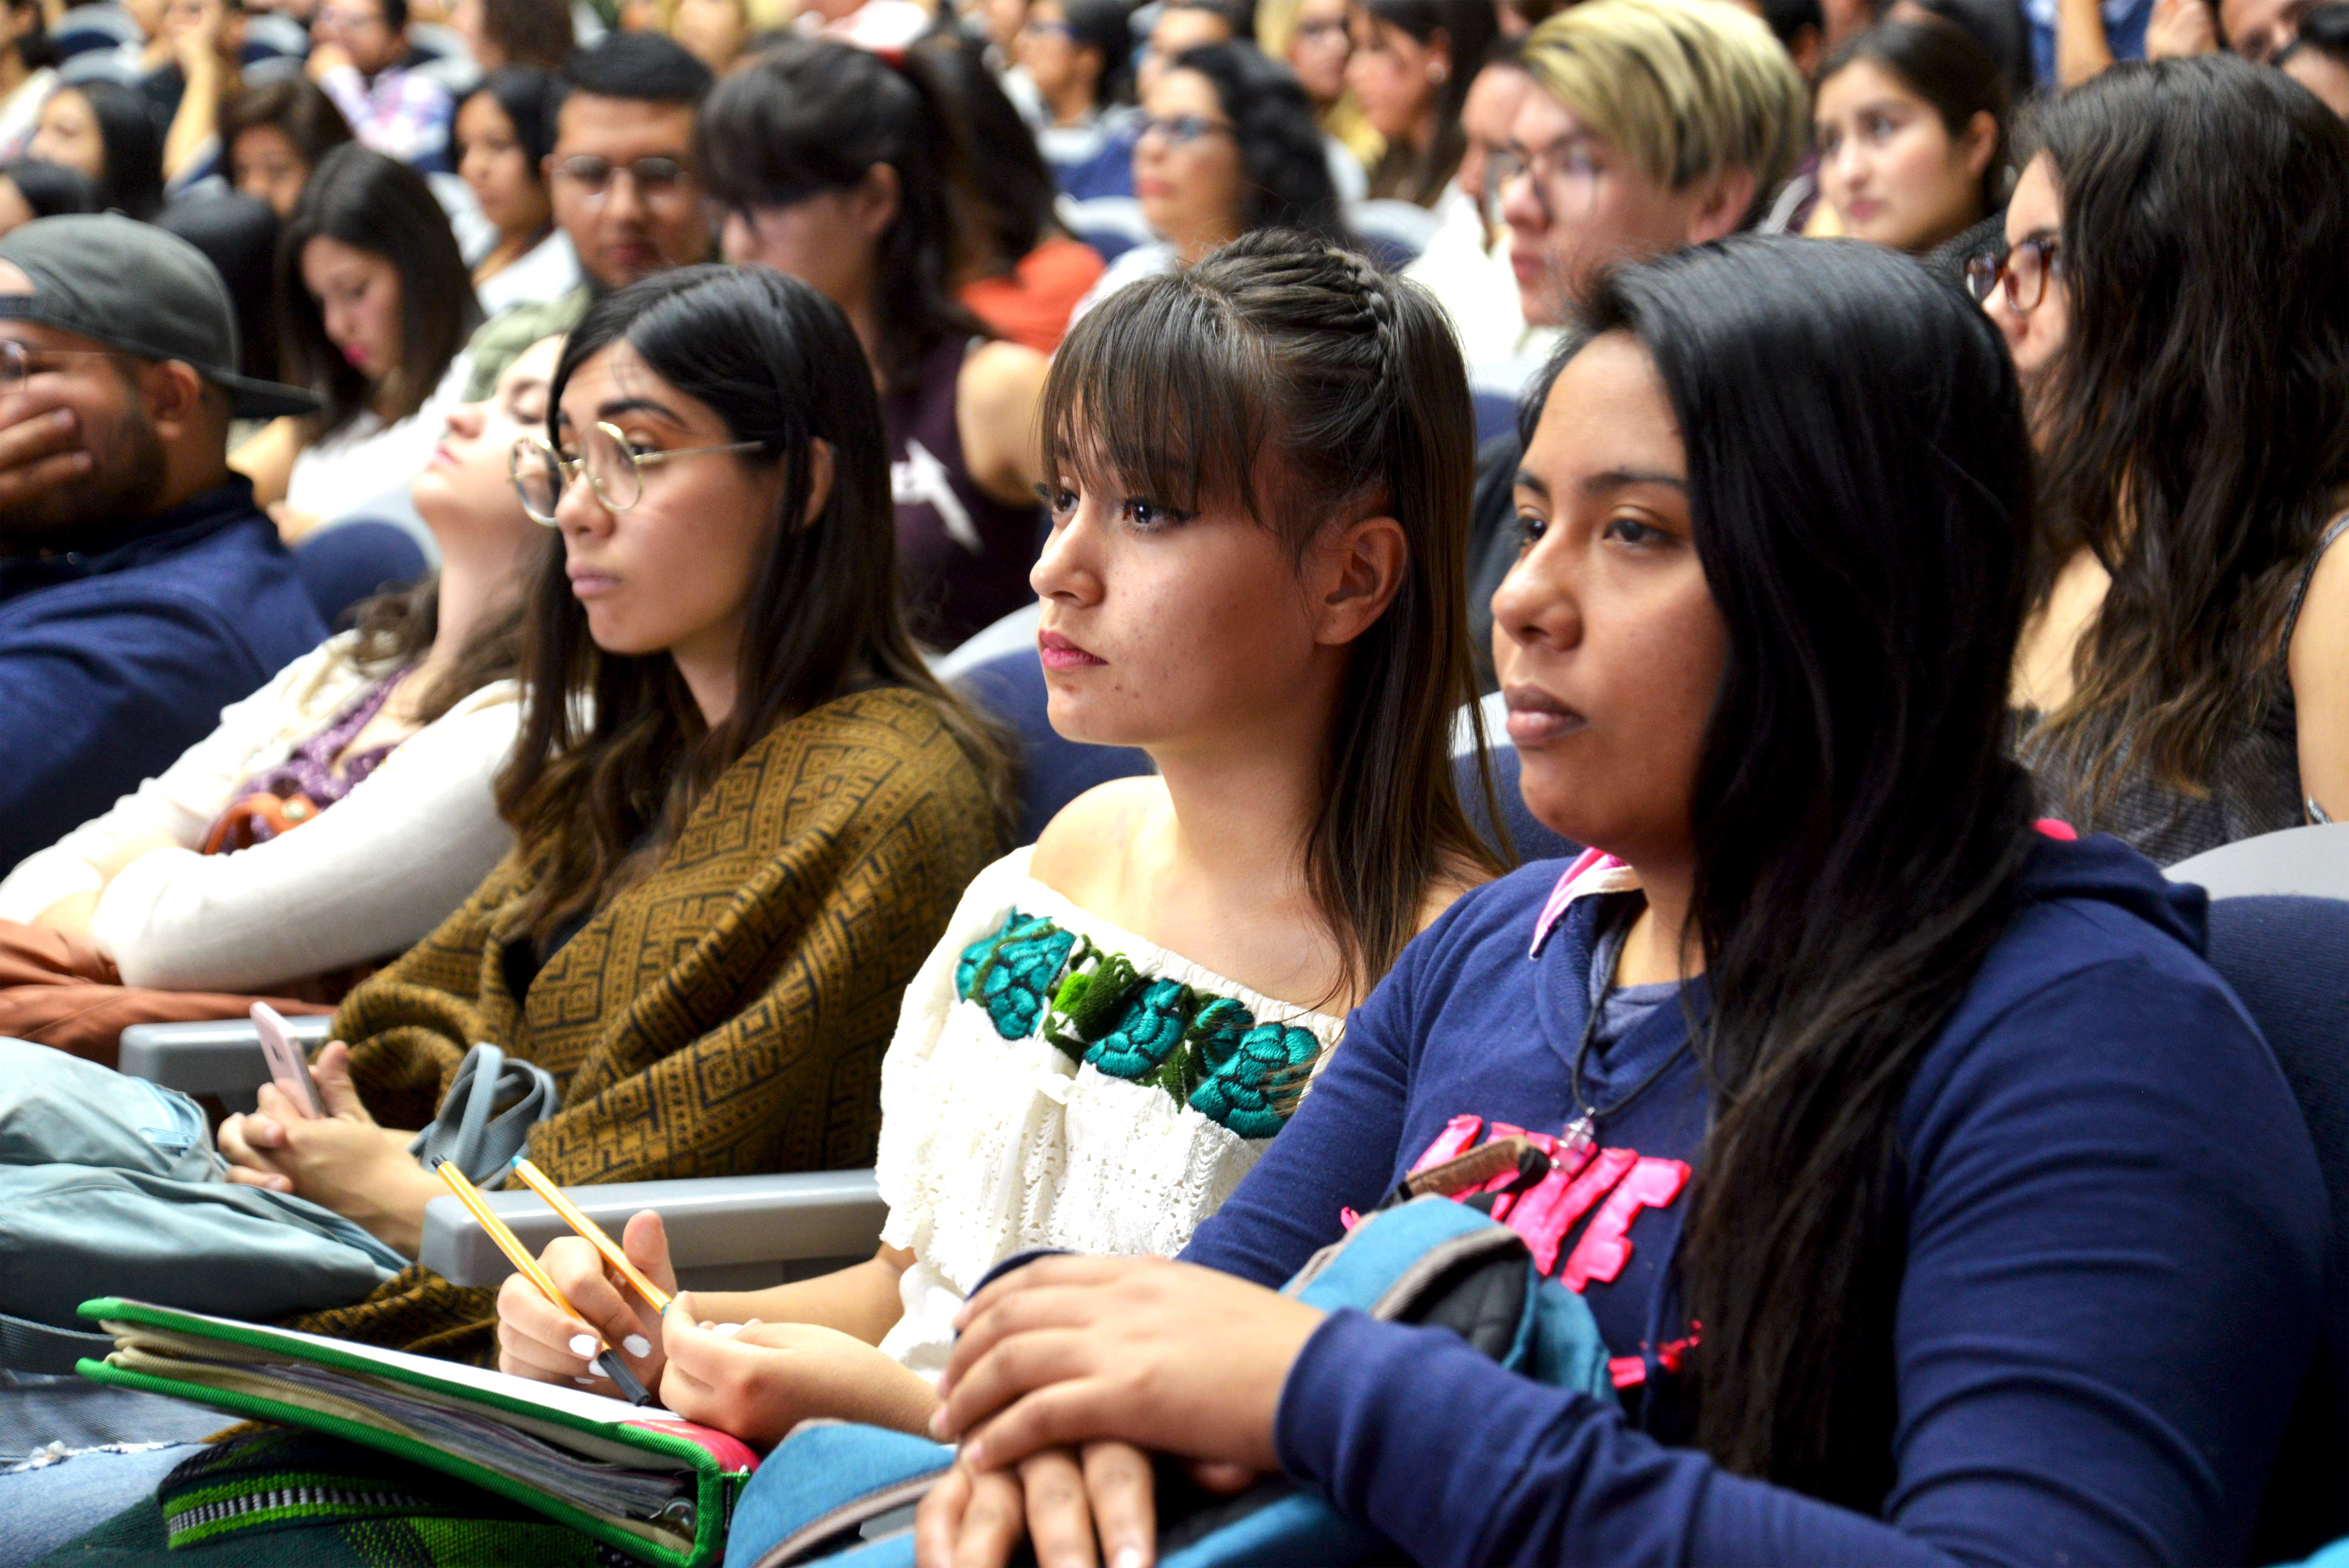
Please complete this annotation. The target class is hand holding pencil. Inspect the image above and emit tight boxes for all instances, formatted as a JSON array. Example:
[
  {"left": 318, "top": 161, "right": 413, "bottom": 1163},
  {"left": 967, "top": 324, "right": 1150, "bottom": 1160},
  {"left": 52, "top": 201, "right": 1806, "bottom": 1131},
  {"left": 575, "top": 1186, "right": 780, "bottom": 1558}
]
[{"left": 462, "top": 1161, "right": 684, "bottom": 1400}]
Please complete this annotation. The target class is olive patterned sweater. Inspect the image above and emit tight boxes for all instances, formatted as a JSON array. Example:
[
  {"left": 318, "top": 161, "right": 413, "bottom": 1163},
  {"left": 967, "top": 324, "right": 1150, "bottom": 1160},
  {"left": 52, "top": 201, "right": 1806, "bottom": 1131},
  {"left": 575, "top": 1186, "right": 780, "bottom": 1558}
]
[{"left": 291, "top": 686, "right": 1002, "bottom": 1361}]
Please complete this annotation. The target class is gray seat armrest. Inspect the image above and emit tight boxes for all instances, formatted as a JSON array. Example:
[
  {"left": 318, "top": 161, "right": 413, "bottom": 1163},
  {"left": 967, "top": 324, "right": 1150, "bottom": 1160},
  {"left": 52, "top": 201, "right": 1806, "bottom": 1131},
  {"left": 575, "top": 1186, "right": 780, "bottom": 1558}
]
[
  {"left": 418, "top": 1170, "right": 887, "bottom": 1294},
  {"left": 118, "top": 1014, "right": 334, "bottom": 1095}
]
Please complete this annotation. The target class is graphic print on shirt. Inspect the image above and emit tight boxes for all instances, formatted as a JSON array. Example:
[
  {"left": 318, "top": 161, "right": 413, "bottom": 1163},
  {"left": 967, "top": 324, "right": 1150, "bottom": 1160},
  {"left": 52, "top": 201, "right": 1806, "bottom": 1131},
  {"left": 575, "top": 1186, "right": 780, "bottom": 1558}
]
[
  {"left": 893, "top": 438, "right": 982, "bottom": 554},
  {"left": 1406, "top": 1113, "right": 1691, "bottom": 1387}
]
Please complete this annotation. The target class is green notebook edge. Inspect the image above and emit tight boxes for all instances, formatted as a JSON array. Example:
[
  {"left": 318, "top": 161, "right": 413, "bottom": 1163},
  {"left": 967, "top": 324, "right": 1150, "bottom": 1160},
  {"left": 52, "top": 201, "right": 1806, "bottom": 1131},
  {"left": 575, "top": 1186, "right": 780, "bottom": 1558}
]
[{"left": 73, "top": 1297, "right": 741, "bottom": 1568}]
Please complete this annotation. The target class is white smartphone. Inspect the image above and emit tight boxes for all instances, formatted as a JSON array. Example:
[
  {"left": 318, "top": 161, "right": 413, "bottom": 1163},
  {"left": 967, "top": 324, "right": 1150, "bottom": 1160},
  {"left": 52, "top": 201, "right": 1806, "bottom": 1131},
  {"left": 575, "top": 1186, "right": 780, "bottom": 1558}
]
[{"left": 250, "top": 1002, "right": 325, "bottom": 1119}]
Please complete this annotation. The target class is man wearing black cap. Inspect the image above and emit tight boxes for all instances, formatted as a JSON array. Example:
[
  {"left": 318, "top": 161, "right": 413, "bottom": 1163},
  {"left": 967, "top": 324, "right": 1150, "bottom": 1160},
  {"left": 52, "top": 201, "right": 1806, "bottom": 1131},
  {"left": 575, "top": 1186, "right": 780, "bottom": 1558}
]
[{"left": 0, "top": 214, "right": 328, "bottom": 874}]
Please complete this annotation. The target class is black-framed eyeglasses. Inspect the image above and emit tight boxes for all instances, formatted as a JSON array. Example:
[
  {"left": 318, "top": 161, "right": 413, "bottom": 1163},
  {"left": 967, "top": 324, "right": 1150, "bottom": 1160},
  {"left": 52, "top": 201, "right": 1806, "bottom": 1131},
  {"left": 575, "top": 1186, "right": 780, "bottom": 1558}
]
[
  {"left": 1293, "top": 16, "right": 1350, "bottom": 43},
  {"left": 1964, "top": 236, "right": 2063, "bottom": 313},
  {"left": 1020, "top": 17, "right": 1082, "bottom": 40},
  {"left": 1135, "top": 113, "right": 1236, "bottom": 147},
  {"left": 510, "top": 423, "right": 764, "bottom": 524},
  {"left": 552, "top": 154, "right": 695, "bottom": 210},
  {"left": 0, "top": 339, "right": 134, "bottom": 393}
]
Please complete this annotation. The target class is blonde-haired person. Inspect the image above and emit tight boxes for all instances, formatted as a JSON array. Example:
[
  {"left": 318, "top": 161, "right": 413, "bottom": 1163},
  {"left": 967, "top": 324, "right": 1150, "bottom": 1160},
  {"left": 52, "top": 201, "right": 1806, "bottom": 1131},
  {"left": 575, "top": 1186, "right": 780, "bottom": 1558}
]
[{"left": 1462, "top": 0, "right": 1806, "bottom": 685}]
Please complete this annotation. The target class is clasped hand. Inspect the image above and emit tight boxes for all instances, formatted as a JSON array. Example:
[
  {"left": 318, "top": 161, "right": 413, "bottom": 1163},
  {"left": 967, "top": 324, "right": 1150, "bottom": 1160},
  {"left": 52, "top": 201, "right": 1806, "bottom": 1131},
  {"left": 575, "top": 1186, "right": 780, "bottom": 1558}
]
[
  {"left": 913, "top": 1255, "right": 1326, "bottom": 1568},
  {"left": 217, "top": 1040, "right": 438, "bottom": 1254}
]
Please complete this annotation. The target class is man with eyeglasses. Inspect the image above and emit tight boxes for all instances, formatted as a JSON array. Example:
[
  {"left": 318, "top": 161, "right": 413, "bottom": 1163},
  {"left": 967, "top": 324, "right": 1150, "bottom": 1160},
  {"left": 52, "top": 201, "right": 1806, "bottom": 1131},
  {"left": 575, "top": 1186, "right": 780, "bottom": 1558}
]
[
  {"left": 0, "top": 216, "right": 326, "bottom": 870},
  {"left": 1458, "top": 0, "right": 1805, "bottom": 688},
  {"left": 461, "top": 32, "right": 715, "bottom": 399},
  {"left": 309, "top": 0, "right": 454, "bottom": 171}
]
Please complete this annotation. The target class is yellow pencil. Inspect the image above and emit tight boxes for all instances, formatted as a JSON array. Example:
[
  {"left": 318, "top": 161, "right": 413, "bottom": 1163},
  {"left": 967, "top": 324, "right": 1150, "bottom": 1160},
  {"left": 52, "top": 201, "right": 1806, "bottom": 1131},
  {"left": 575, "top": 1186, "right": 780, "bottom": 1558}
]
[
  {"left": 508, "top": 1155, "right": 673, "bottom": 1313},
  {"left": 430, "top": 1158, "right": 657, "bottom": 1405}
]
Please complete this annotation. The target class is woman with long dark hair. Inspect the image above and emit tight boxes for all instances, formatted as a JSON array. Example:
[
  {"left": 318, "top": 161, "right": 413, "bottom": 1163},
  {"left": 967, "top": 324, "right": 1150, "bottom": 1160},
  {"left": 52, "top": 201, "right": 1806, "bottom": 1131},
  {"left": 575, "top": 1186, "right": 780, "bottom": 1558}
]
[
  {"left": 698, "top": 39, "right": 1050, "bottom": 651},
  {"left": 0, "top": 156, "right": 96, "bottom": 233},
  {"left": 211, "top": 266, "right": 1006, "bottom": 1355},
  {"left": 909, "top": 238, "right": 2325, "bottom": 1568},
  {"left": 455, "top": 66, "right": 576, "bottom": 315},
  {"left": 222, "top": 77, "right": 355, "bottom": 220},
  {"left": 1349, "top": 0, "right": 1494, "bottom": 207},
  {"left": 26, "top": 79, "right": 163, "bottom": 218},
  {"left": 231, "top": 143, "right": 482, "bottom": 539},
  {"left": 914, "top": 28, "right": 1105, "bottom": 354},
  {"left": 1071, "top": 44, "right": 1347, "bottom": 321},
  {"left": 2000, "top": 57, "right": 2349, "bottom": 862},
  {"left": 491, "top": 230, "right": 1507, "bottom": 1459},
  {"left": 1813, "top": 20, "right": 2006, "bottom": 260}
]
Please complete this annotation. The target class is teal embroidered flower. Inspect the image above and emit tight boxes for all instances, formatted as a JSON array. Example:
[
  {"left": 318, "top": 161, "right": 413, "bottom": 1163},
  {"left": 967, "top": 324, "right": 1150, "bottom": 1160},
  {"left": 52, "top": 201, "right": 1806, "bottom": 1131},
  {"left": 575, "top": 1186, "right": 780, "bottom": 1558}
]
[
  {"left": 1189, "top": 1022, "right": 1320, "bottom": 1138},
  {"left": 959, "top": 911, "right": 1076, "bottom": 1040},
  {"left": 1150, "top": 996, "right": 1252, "bottom": 1102},
  {"left": 1086, "top": 980, "right": 1196, "bottom": 1080}
]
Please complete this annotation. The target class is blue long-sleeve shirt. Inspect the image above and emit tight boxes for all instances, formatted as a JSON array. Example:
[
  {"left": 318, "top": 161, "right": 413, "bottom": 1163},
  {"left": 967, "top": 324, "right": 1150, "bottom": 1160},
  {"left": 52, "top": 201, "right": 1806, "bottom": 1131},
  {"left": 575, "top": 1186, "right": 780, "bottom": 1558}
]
[
  {"left": 1181, "top": 835, "right": 2327, "bottom": 1567},
  {"left": 0, "top": 479, "right": 326, "bottom": 872}
]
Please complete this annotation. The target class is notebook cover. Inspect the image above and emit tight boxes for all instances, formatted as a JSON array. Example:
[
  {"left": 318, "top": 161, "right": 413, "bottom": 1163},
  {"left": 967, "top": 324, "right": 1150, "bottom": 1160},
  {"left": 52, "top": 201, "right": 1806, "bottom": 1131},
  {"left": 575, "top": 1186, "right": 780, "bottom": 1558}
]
[{"left": 74, "top": 1296, "right": 755, "bottom": 1568}]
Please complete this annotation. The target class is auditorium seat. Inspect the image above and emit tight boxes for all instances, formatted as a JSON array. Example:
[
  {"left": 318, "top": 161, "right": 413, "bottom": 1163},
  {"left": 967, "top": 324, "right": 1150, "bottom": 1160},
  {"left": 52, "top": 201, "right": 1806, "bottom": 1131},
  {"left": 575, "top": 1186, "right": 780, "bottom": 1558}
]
[{"left": 292, "top": 519, "right": 430, "bottom": 629}]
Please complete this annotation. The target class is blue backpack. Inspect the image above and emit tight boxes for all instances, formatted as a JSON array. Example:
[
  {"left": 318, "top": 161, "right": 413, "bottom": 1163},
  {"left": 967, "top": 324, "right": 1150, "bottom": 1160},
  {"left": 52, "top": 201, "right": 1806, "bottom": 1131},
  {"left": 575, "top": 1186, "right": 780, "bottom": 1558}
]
[{"left": 721, "top": 1196, "right": 1620, "bottom": 1568}]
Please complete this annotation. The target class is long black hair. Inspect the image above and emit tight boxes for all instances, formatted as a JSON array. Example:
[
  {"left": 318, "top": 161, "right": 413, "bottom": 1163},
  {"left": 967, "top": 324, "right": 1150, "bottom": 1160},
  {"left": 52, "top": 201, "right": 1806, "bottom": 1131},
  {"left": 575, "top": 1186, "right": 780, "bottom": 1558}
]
[
  {"left": 2024, "top": 57, "right": 2349, "bottom": 814},
  {"left": 695, "top": 38, "right": 988, "bottom": 393},
  {"left": 1046, "top": 229, "right": 1503, "bottom": 999},
  {"left": 1820, "top": 21, "right": 2008, "bottom": 222},
  {"left": 1166, "top": 44, "right": 1347, "bottom": 244},
  {"left": 911, "top": 26, "right": 1059, "bottom": 271},
  {"left": 277, "top": 143, "right": 483, "bottom": 438},
  {"left": 1061, "top": 0, "right": 1134, "bottom": 106},
  {"left": 1361, "top": 0, "right": 1496, "bottom": 206},
  {"left": 1523, "top": 235, "right": 2038, "bottom": 1503},
  {"left": 498, "top": 265, "right": 1009, "bottom": 940},
  {"left": 461, "top": 64, "right": 559, "bottom": 175},
  {"left": 58, "top": 81, "right": 163, "bottom": 221}
]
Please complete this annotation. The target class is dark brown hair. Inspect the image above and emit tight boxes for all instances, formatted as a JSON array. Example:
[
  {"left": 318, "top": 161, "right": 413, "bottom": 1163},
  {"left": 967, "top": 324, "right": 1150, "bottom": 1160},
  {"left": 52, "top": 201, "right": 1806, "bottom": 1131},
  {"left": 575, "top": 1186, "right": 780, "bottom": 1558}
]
[
  {"left": 277, "top": 144, "right": 483, "bottom": 439},
  {"left": 2026, "top": 58, "right": 2349, "bottom": 813},
  {"left": 1362, "top": 0, "right": 1497, "bottom": 206},
  {"left": 1041, "top": 228, "right": 1503, "bottom": 997},
  {"left": 222, "top": 77, "right": 355, "bottom": 174},
  {"left": 496, "top": 265, "right": 1010, "bottom": 942},
  {"left": 346, "top": 575, "right": 527, "bottom": 724},
  {"left": 479, "top": 0, "right": 573, "bottom": 67}
]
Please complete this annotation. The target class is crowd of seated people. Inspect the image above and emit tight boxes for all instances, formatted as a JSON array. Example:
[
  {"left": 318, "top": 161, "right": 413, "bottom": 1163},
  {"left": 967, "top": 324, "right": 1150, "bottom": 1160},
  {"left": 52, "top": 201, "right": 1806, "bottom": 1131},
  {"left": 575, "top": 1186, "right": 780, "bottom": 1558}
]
[{"left": 0, "top": 0, "right": 2345, "bottom": 1560}]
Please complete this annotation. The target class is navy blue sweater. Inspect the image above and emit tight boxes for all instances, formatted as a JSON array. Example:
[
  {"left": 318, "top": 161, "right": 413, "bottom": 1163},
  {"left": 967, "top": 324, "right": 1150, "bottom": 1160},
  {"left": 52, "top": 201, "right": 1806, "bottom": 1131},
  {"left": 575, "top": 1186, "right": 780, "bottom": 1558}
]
[
  {"left": 0, "top": 480, "right": 326, "bottom": 872},
  {"left": 1181, "top": 835, "right": 2327, "bottom": 1567}
]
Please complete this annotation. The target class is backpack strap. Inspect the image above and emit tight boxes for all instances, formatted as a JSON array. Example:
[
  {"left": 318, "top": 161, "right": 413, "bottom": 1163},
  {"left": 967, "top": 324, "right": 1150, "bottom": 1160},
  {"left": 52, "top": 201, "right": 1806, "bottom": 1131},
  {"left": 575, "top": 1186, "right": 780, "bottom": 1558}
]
[{"left": 0, "top": 1310, "right": 119, "bottom": 1375}]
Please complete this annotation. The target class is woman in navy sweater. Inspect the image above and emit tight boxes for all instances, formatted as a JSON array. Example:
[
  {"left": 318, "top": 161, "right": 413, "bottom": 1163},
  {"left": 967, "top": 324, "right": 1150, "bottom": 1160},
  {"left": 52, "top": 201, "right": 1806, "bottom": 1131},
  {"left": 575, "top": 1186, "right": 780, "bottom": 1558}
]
[{"left": 913, "top": 237, "right": 2329, "bottom": 1568}]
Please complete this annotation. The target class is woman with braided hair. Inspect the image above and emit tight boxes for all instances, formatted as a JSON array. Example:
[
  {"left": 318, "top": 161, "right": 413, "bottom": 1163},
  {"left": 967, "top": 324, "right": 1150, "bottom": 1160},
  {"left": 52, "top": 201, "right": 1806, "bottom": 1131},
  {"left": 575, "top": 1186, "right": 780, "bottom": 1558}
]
[{"left": 491, "top": 229, "right": 1509, "bottom": 1455}]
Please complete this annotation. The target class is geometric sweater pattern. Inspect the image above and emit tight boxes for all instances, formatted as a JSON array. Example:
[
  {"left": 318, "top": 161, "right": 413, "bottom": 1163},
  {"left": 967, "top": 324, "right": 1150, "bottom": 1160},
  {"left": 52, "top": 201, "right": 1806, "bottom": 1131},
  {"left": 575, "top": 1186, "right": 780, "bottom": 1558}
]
[{"left": 287, "top": 685, "right": 1002, "bottom": 1362}]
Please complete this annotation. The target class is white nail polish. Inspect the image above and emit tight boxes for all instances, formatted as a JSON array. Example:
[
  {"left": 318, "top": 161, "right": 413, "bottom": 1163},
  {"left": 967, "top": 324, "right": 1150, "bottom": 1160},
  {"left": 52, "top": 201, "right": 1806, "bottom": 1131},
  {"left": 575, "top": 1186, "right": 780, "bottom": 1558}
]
[
  {"left": 574, "top": 1376, "right": 597, "bottom": 1386},
  {"left": 711, "top": 1322, "right": 744, "bottom": 1338},
  {"left": 569, "top": 1333, "right": 598, "bottom": 1359},
  {"left": 623, "top": 1334, "right": 652, "bottom": 1357},
  {"left": 1113, "top": 1549, "right": 1145, "bottom": 1568}
]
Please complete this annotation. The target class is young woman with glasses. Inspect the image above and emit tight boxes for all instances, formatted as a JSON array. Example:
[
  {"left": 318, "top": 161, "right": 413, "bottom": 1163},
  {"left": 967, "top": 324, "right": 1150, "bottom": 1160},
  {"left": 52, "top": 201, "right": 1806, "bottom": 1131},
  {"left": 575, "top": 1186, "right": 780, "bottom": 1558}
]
[
  {"left": 1069, "top": 44, "right": 1348, "bottom": 325},
  {"left": 489, "top": 232, "right": 1505, "bottom": 1487},
  {"left": 910, "top": 234, "right": 2328, "bottom": 1568},
  {"left": 2004, "top": 57, "right": 2349, "bottom": 862},
  {"left": 230, "top": 143, "right": 482, "bottom": 542},
  {"left": 206, "top": 265, "right": 1008, "bottom": 1354},
  {"left": 697, "top": 40, "right": 1051, "bottom": 652}
]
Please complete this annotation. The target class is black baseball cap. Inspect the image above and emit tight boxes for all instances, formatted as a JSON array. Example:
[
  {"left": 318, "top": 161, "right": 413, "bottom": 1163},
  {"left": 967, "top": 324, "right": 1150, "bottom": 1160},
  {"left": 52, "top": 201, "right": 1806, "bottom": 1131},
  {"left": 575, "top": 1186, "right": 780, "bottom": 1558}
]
[{"left": 0, "top": 214, "right": 318, "bottom": 419}]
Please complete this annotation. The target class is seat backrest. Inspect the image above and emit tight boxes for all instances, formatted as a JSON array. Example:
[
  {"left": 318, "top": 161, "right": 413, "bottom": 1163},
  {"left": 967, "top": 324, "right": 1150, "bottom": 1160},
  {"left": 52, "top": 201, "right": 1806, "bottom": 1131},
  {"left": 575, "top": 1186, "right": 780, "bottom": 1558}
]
[
  {"left": 2168, "top": 822, "right": 2349, "bottom": 900},
  {"left": 50, "top": 4, "right": 141, "bottom": 57},
  {"left": 953, "top": 646, "right": 1153, "bottom": 846},
  {"left": 2204, "top": 895, "right": 2349, "bottom": 1559},
  {"left": 293, "top": 519, "right": 429, "bottom": 628}
]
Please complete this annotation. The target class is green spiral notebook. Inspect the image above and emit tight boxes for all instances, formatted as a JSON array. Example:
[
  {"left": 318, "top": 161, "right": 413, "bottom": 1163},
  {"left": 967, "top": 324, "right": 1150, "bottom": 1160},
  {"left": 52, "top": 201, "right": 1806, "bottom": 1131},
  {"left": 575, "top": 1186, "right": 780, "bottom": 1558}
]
[{"left": 73, "top": 1297, "right": 761, "bottom": 1568}]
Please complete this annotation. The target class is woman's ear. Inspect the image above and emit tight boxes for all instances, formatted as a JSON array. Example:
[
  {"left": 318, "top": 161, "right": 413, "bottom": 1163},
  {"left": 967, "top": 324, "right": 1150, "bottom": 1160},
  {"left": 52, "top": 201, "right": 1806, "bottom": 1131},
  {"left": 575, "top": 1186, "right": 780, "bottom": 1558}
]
[
  {"left": 1959, "top": 111, "right": 1999, "bottom": 183},
  {"left": 854, "top": 164, "right": 903, "bottom": 245},
  {"left": 1311, "top": 513, "right": 1409, "bottom": 647},
  {"left": 800, "top": 437, "right": 834, "bottom": 529}
]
